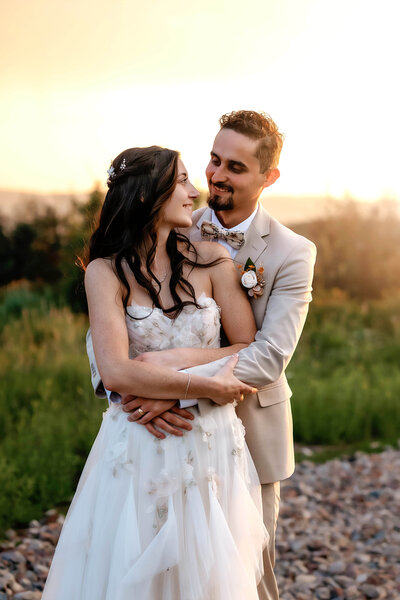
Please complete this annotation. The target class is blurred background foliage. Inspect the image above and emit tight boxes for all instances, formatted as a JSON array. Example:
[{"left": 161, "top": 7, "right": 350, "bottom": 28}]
[
  {"left": 0, "top": 191, "right": 399, "bottom": 534},
  {"left": 0, "top": 187, "right": 103, "bottom": 314}
]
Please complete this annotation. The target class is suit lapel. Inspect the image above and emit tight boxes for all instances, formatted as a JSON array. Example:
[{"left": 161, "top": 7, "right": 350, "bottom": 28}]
[
  {"left": 195, "top": 207, "right": 213, "bottom": 230},
  {"left": 234, "top": 205, "right": 271, "bottom": 267},
  {"left": 186, "top": 206, "right": 212, "bottom": 242}
]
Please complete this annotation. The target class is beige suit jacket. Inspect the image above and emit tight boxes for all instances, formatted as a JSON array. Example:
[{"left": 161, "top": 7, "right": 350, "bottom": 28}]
[
  {"left": 181, "top": 204, "right": 316, "bottom": 484},
  {"left": 87, "top": 204, "right": 316, "bottom": 484}
]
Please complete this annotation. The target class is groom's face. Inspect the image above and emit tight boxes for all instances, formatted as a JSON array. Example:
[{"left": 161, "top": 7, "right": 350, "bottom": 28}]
[{"left": 206, "top": 128, "right": 268, "bottom": 214}]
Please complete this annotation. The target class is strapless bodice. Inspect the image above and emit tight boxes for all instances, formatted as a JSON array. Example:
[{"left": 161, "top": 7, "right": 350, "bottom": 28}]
[{"left": 125, "top": 292, "right": 221, "bottom": 358}]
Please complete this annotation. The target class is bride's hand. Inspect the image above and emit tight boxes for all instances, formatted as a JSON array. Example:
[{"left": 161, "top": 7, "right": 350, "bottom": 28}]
[{"left": 210, "top": 355, "right": 257, "bottom": 405}]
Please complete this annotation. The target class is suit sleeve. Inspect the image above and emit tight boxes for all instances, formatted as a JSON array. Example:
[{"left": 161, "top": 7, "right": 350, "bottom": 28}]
[{"left": 183, "top": 239, "right": 316, "bottom": 388}]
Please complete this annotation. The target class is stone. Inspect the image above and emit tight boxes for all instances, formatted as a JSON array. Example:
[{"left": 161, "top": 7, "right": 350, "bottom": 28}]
[
  {"left": 336, "top": 575, "right": 355, "bottom": 588},
  {"left": 0, "top": 550, "right": 26, "bottom": 565},
  {"left": 301, "top": 447, "right": 314, "bottom": 457},
  {"left": 289, "top": 539, "right": 307, "bottom": 552},
  {"left": 0, "top": 571, "right": 16, "bottom": 592},
  {"left": 39, "top": 530, "right": 58, "bottom": 545},
  {"left": 359, "top": 583, "right": 380, "bottom": 598},
  {"left": 33, "top": 563, "right": 49, "bottom": 578},
  {"left": 44, "top": 509, "right": 59, "bottom": 523},
  {"left": 329, "top": 560, "right": 346, "bottom": 574},
  {"left": 344, "top": 586, "right": 360, "bottom": 599},
  {"left": 11, "top": 580, "right": 24, "bottom": 593},
  {"left": 14, "top": 592, "right": 42, "bottom": 600},
  {"left": 295, "top": 573, "right": 319, "bottom": 589},
  {"left": 23, "top": 539, "right": 46, "bottom": 551},
  {"left": 316, "top": 587, "right": 331, "bottom": 599},
  {"left": 4, "top": 530, "right": 16, "bottom": 541}
]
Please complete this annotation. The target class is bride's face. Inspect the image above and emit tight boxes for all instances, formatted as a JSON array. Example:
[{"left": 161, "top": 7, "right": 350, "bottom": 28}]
[{"left": 160, "top": 160, "right": 200, "bottom": 229}]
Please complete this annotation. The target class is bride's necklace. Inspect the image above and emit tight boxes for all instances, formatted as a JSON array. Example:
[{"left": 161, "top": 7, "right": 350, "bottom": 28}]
[
  {"left": 153, "top": 260, "right": 170, "bottom": 284},
  {"left": 155, "top": 270, "right": 168, "bottom": 283}
]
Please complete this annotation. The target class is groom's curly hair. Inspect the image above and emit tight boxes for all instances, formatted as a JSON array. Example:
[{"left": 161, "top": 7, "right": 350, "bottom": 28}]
[{"left": 219, "top": 110, "right": 284, "bottom": 173}]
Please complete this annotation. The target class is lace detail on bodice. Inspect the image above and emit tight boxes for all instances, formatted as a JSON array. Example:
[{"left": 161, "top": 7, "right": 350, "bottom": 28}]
[{"left": 125, "top": 292, "right": 221, "bottom": 357}]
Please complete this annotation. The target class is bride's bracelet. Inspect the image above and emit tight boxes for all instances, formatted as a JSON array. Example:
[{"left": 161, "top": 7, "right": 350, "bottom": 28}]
[{"left": 184, "top": 373, "right": 191, "bottom": 400}]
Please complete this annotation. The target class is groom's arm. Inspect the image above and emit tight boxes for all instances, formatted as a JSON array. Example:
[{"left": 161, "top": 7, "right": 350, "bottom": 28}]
[
  {"left": 182, "top": 239, "right": 316, "bottom": 391},
  {"left": 88, "top": 238, "right": 315, "bottom": 398}
]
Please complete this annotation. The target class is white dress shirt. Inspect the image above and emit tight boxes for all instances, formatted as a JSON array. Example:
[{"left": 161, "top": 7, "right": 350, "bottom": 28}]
[{"left": 210, "top": 207, "right": 258, "bottom": 259}]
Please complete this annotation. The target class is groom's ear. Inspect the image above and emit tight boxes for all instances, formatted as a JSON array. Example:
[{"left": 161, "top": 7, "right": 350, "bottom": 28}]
[{"left": 263, "top": 168, "right": 280, "bottom": 189}]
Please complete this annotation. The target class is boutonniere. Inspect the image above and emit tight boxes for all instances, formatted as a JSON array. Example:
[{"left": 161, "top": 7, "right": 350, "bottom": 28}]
[{"left": 236, "top": 258, "right": 265, "bottom": 298}]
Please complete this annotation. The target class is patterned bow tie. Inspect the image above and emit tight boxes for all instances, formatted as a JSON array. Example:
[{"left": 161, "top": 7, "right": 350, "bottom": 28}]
[{"left": 200, "top": 220, "right": 245, "bottom": 250}]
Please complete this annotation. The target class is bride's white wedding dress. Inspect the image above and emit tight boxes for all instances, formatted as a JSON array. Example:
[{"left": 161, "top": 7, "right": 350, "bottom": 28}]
[{"left": 42, "top": 293, "right": 267, "bottom": 600}]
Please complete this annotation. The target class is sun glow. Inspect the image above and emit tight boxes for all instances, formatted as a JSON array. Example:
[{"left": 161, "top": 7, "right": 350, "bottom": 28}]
[{"left": 1, "top": 0, "right": 398, "bottom": 202}]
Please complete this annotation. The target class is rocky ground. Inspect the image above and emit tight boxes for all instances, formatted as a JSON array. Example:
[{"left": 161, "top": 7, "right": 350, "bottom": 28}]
[
  {"left": 1, "top": 449, "right": 399, "bottom": 600},
  {"left": 276, "top": 448, "right": 400, "bottom": 599}
]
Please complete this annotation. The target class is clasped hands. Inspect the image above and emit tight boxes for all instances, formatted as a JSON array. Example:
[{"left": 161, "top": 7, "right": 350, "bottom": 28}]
[
  {"left": 122, "top": 348, "right": 194, "bottom": 440},
  {"left": 121, "top": 396, "right": 194, "bottom": 440},
  {"left": 120, "top": 348, "right": 249, "bottom": 439}
]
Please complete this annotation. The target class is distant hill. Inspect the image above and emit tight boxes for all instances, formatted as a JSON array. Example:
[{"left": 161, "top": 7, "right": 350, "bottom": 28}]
[
  {"left": 0, "top": 189, "right": 88, "bottom": 226},
  {"left": 0, "top": 188, "right": 398, "bottom": 227}
]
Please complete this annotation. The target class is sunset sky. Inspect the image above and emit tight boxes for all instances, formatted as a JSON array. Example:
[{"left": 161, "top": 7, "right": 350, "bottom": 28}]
[{"left": 1, "top": 0, "right": 399, "bottom": 201}]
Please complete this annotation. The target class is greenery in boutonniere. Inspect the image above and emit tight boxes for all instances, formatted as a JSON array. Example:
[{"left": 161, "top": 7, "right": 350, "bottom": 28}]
[{"left": 236, "top": 257, "right": 265, "bottom": 298}]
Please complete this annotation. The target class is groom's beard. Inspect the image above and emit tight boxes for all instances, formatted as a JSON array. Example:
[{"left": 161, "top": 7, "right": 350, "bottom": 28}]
[
  {"left": 207, "top": 183, "right": 234, "bottom": 211},
  {"left": 208, "top": 193, "right": 234, "bottom": 211}
]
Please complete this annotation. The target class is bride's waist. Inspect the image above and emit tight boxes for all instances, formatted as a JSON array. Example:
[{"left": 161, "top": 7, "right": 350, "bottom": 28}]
[{"left": 105, "top": 400, "right": 238, "bottom": 425}]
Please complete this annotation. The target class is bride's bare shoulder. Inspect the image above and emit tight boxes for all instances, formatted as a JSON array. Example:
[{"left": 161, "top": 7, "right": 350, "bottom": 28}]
[
  {"left": 85, "top": 258, "right": 118, "bottom": 290},
  {"left": 85, "top": 257, "right": 114, "bottom": 276}
]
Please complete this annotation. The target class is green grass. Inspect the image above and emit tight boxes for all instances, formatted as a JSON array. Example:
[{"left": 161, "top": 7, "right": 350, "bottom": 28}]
[
  {"left": 289, "top": 296, "right": 400, "bottom": 446},
  {"left": 294, "top": 440, "right": 395, "bottom": 464},
  {"left": 0, "top": 297, "right": 105, "bottom": 535},
  {"left": 0, "top": 283, "right": 59, "bottom": 331},
  {"left": 0, "top": 288, "right": 399, "bottom": 535}
]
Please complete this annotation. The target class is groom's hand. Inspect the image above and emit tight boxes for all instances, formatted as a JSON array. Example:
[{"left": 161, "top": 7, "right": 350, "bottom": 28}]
[
  {"left": 135, "top": 348, "right": 185, "bottom": 370},
  {"left": 121, "top": 396, "right": 194, "bottom": 439}
]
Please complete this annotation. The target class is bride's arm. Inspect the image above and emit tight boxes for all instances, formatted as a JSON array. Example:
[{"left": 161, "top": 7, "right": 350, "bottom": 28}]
[
  {"left": 85, "top": 258, "right": 254, "bottom": 402},
  {"left": 136, "top": 244, "right": 257, "bottom": 370}
]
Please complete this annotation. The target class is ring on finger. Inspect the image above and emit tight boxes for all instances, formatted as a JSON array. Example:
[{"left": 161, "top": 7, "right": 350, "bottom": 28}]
[
  {"left": 240, "top": 393, "right": 244, "bottom": 402},
  {"left": 137, "top": 407, "right": 144, "bottom": 416}
]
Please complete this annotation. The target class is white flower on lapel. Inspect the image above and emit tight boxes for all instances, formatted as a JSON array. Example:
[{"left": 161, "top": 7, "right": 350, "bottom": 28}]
[
  {"left": 241, "top": 270, "right": 258, "bottom": 288},
  {"left": 237, "top": 257, "right": 265, "bottom": 298}
]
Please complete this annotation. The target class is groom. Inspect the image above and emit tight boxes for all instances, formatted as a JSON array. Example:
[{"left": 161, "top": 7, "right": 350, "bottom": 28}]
[{"left": 88, "top": 110, "right": 316, "bottom": 599}]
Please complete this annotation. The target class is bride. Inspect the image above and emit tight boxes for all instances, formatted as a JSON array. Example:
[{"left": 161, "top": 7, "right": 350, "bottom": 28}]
[{"left": 42, "top": 146, "right": 268, "bottom": 600}]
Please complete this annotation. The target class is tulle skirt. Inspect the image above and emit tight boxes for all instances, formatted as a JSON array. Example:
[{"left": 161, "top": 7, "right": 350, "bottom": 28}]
[{"left": 42, "top": 402, "right": 268, "bottom": 600}]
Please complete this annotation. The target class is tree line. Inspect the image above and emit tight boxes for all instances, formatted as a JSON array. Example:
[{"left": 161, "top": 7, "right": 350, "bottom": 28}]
[
  {"left": 1, "top": 191, "right": 399, "bottom": 309},
  {"left": 0, "top": 189, "right": 102, "bottom": 312}
]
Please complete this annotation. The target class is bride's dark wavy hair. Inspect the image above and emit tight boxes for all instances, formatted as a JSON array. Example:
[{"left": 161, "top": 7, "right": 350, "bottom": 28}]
[{"left": 88, "top": 146, "right": 220, "bottom": 318}]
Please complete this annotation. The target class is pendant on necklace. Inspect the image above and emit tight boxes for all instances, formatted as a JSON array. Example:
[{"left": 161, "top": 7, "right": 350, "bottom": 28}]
[{"left": 154, "top": 270, "right": 169, "bottom": 284}]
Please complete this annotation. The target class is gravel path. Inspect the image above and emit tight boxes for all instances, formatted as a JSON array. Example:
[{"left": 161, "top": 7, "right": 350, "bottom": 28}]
[{"left": 1, "top": 449, "right": 399, "bottom": 600}]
